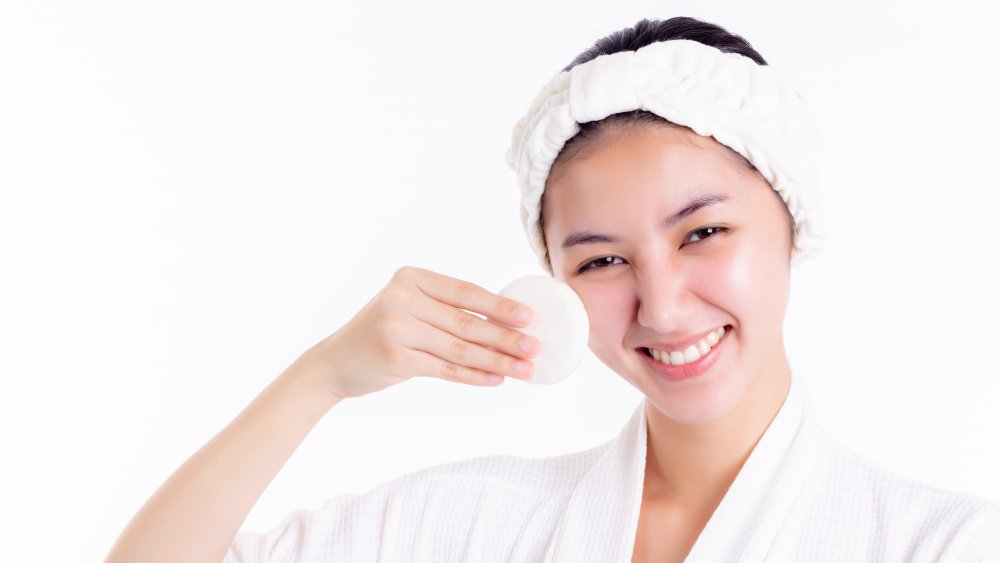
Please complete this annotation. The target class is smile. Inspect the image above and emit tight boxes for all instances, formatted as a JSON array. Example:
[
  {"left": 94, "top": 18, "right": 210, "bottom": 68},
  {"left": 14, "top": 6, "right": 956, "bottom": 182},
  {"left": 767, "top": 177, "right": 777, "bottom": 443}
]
[
  {"left": 639, "top": 325, "right": 731, "bottom": 382},
  {"left": 644, "top": 325, "right": 727, "bottom": 365}
]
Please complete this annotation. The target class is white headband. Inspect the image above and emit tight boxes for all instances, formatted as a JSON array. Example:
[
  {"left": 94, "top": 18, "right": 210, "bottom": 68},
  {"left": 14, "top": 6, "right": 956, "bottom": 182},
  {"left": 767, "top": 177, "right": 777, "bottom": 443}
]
[{"left": 504, "top": 39, "right": 825, "bottom": 272}]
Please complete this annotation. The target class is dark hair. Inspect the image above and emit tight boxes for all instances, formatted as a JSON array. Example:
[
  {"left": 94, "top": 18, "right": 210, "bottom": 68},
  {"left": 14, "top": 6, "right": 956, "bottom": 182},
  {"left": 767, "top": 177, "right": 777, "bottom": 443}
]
[{"left": 538, "top": 17, "right": 790, "bottom": 274}]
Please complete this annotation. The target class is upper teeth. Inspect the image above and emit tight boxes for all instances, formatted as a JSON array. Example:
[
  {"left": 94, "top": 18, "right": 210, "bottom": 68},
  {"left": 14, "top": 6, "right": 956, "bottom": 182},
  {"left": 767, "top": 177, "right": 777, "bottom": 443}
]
[{"left": 647, "top": 326, "right": 726, "bottom": 366}]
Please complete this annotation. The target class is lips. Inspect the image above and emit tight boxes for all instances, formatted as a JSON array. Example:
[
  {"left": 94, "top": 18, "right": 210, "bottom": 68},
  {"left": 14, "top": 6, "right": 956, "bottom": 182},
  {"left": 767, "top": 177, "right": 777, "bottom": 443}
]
[
  {"left": 636, "top": 324, "right": 731, "bottom": 354},
  {"left": 639, "top": 325, "right": 730, "bottom": 382}
]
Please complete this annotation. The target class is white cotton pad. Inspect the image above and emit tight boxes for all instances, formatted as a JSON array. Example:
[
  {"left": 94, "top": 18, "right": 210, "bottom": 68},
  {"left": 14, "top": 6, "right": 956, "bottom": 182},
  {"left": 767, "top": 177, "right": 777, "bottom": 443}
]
[{"left": 498, "top": 275, "right": 589, "bottom": 385}]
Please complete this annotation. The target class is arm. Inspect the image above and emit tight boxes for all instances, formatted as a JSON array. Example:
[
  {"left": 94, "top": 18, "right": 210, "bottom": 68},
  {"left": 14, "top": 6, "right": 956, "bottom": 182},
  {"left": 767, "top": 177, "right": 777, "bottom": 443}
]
[
  {"left": 104, "top": 265, "right": 539, "bottom": 563},
  {"left": 104, "top": 355, "right": 343, "bottom": 563}
]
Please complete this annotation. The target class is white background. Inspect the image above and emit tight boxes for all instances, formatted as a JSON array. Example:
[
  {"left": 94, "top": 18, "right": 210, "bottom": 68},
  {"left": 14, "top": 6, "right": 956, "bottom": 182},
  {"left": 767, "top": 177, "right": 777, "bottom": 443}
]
[{"left": 2, "top": 1, "right": 998, "bottom": 561}]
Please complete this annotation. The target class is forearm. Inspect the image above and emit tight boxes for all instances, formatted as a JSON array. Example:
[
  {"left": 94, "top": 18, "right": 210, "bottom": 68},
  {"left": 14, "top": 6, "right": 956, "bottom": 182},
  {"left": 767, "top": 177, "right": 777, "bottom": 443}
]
[{"left": 105, "top": 358, "right": 343, "bottom": 563}]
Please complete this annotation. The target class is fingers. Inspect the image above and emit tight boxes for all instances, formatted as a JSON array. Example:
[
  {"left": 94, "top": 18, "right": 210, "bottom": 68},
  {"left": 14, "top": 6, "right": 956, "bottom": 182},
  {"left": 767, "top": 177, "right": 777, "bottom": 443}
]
[
  {"left": 401, "top": 346, "right": 506, "bottom": 387},
  {"left": 407, "top": 284, "right": 539, "bottom": 364},
  {"left": 398, "top": 266, "right": 535, "bottom": 329},
  {"left": 415, "top": 290, "right": 539, "bottom": 356},
  {"left": 389, "top": 266, "right": 539, "bottom": 386},
  {"left": 405, "top": 315, "right": 536, "bottom": 382}
]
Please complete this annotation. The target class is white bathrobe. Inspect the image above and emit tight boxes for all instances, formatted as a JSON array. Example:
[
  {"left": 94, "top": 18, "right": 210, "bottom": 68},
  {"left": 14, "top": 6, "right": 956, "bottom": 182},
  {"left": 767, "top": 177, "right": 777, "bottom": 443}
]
[{"left": 224, "top": 372, "right": 1000, "bottom": 562}]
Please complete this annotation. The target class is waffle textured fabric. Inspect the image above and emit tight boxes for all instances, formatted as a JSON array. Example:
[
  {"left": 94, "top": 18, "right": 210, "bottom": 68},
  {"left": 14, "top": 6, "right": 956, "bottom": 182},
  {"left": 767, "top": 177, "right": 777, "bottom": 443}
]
[
  {"left": 225, "top": 370, "right": 1000, "bottom": 562},
  {"left": 504, "top": 39, "right": 826, "bottom": 272}
]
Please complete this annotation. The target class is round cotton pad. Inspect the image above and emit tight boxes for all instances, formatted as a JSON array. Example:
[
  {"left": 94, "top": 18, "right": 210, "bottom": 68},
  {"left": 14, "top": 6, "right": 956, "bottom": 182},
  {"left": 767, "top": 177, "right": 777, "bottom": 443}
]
[{"left": 498, "top": 275, "right": 589, "bottom": 385}]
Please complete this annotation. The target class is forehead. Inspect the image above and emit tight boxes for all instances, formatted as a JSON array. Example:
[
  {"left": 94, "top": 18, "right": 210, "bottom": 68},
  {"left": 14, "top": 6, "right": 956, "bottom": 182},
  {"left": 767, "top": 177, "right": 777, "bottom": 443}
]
[{"left": 544, "top": 124, "right": 763, "bottom": 214}]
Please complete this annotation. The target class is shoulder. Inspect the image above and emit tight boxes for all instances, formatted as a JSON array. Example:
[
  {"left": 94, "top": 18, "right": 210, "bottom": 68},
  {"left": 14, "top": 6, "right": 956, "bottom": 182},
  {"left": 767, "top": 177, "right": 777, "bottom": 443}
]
[
  {"left": 225, "top": 442, "right": 612, "bottom": 562},
  {"left": 352, "top": 438, "right": 611, "bottom": 506},
  {"left": 805, "top": 436, "right": 1000, "bottom": 559},
  {"left": 821, "top": 438, "right": 997, "bottom": 514}
]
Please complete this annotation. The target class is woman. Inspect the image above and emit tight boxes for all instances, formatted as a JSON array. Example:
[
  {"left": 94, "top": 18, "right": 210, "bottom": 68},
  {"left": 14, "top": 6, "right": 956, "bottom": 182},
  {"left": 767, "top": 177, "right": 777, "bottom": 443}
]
[{"left": 105, "top": 17, "right": 1000, "bottom": 563}]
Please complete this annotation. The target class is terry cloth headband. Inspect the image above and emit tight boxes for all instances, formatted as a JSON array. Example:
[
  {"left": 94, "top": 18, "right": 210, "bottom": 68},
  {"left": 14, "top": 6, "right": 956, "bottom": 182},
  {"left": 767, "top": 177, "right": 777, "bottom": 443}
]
[{"left": 504, "top": 38, "right": 825, "bottom": 272}]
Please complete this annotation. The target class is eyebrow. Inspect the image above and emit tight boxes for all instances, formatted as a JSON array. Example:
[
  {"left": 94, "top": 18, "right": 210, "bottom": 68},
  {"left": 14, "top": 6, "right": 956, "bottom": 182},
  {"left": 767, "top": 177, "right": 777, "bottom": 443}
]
[{"left": 560, "top": 193, "right": 731, "bottom": 251}]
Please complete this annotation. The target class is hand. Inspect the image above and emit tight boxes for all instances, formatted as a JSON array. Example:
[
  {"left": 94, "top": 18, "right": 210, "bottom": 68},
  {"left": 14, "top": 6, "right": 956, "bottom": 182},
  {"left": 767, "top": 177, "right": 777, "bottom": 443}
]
[{"left": 298, "top": 266, "right": 541, "bottom": 400}]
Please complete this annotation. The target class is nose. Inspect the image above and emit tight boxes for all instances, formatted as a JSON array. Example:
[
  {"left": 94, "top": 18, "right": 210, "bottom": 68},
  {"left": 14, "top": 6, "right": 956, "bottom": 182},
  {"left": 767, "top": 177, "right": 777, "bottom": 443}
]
[{"left": 635, "top": 261, "right": 688, "bottom": 333}]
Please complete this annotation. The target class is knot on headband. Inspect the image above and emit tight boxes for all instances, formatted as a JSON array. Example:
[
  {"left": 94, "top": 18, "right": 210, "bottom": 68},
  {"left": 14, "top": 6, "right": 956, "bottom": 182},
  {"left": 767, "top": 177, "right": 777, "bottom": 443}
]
[{"left": 505, "top": 39, "right": 825, "bottom": 272}]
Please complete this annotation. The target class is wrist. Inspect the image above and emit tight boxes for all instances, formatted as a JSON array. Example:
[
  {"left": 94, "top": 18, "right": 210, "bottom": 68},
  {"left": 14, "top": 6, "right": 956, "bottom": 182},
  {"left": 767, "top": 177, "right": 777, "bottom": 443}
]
[{"left": 278, "top": 354, "right": 345, "bottom": 420}]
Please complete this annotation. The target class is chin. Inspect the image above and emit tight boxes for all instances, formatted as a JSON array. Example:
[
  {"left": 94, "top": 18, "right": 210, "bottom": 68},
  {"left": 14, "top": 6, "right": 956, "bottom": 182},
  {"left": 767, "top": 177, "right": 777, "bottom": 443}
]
[
  {"left": 635, "top": 358, "right": 754, "bottom": 426},
  {"left": 646, "top": 391, "right": 741, "bottom": 425},
  {"left": 600, "top": 340, "right": 754, "bottom": 425}
]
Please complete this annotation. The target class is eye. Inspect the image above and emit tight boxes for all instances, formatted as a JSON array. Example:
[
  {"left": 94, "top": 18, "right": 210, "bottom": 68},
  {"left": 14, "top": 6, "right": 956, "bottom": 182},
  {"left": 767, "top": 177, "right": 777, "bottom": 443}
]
[
  {"left": 684, "top": 226, "right": 729, "bottom": 245},
  {"left": 575, "top": 226, "right": 729, "bottom": 274},
  {"left": 577, "top": 255, "right": 624, "bottom": 274}
]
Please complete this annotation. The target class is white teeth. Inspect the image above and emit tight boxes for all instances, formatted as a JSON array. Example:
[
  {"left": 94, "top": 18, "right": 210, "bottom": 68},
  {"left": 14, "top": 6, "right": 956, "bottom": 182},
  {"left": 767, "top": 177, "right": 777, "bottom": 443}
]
[
  {"left": 706, "top": 329, "right": 720, "bottom": 346},
  {"left": 647, "top": 326, "right": 727, "bottom": 366},
  {"left": 683, "top": 345, "right": 700, "bottom": 363}
]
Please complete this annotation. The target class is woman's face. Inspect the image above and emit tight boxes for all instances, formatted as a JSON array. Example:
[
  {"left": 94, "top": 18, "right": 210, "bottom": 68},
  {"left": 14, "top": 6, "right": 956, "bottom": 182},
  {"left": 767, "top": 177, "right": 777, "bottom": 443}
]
[{"left": 543, "top": 123, "right": 794, "bottom": 425}]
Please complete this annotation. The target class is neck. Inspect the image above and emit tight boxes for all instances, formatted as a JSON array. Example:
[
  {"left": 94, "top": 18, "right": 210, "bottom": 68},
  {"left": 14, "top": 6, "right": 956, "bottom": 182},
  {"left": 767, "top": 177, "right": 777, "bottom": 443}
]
[{"left": 642, "top": 348, "right": 792, "bottom": 509}]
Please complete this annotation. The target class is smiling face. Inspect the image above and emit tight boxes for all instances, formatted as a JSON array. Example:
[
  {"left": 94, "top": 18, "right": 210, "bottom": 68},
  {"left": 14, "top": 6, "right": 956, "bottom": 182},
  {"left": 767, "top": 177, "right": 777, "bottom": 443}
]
[{"left": 542, "top": 122, "right": 794, "bottom": 425}]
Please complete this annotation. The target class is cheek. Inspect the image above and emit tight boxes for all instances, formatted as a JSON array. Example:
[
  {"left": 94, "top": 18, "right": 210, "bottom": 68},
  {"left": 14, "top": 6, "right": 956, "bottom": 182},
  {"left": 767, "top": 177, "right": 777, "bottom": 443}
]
[
  {"left": 688, "top": 240, "right": 770, "bottom": 325},
  {"left": 699, "top": 233, "right": 788, "bottom": 332},
  {"left": 580, "top": 285, "right": 633, "bottom": 355}
]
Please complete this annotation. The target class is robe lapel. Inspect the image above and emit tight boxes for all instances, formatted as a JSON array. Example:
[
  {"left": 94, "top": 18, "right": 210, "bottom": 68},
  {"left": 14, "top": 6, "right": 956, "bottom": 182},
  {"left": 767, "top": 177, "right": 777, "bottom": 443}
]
[
  {"left": 544, "top": 396, "right": 648, "bottom": 562},
  {"left": 683, "top": 370, "right": 830, "bottom": 562},
  {"left": 544, "top": 370, "right": 829, "bottom": 563}
]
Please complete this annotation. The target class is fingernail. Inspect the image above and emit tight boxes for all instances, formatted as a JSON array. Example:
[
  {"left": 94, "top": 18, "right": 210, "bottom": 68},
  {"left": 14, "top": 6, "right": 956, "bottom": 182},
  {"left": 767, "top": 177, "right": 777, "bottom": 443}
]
[
  {"left": 513, "top": 306, "right": 530, "bottom": 323},
  {"left": 514, "top": 360, "right": 532, "bottom": 375},
  {"left": 519, "top": 336, "right": 537, "bottom": 353}
]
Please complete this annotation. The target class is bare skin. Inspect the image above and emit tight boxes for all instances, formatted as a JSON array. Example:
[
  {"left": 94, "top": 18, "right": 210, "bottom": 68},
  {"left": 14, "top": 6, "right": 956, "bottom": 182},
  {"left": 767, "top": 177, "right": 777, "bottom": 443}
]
[
  {"left": 543, "top": 122, "right": 795, "bottom": 561},
  {"left": 104, "top": 266, "right": 541, "bottom": 563},
  {"left": 632, "top": 494, "right": 719, "bottom": 563}
]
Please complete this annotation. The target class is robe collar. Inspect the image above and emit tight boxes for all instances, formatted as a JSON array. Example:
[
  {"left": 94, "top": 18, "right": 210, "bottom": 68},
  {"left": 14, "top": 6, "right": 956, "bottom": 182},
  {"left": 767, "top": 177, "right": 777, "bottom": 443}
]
[{"left": 545, "top": 370, "right": 829, "bottom": 562}]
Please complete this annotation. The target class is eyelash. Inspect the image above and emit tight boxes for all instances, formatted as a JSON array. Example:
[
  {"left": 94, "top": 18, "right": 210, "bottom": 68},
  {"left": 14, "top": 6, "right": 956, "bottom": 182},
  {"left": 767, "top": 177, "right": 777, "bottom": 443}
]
[{"left": 576, "top": 226, "right": 730, "bottom": 274}]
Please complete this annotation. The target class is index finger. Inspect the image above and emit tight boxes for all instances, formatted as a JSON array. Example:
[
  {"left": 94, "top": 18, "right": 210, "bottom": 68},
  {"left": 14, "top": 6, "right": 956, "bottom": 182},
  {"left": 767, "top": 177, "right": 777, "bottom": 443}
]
[{"left": 406, "top": 267, "right": 534, "bottom": 328}]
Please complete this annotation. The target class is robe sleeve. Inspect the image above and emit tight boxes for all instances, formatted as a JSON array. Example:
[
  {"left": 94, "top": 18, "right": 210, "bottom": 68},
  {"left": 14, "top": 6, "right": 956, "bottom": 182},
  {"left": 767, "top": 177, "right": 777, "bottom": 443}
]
[
  {"left": 953, "top": 502, "right": 1000, "bottom": 562},
  {"left": 222, "top": 488, "right": 394, "bottom": 563},
  {"left": 220, "top": 452, "right": 591, "bottom": 562}
]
